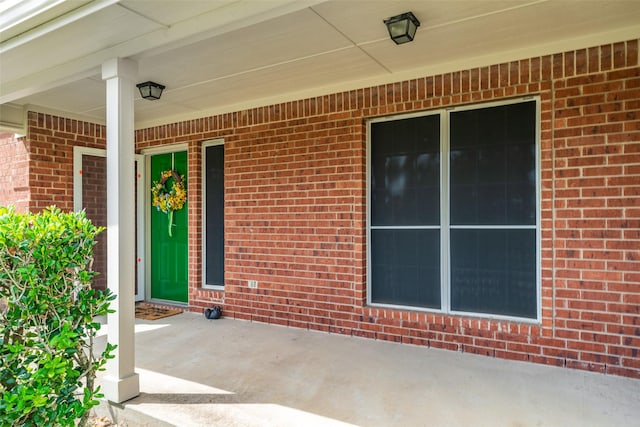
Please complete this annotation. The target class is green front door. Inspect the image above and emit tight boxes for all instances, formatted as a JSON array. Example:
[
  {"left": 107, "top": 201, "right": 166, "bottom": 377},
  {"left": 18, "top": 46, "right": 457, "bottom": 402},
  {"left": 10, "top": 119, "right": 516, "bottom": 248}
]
[{"left": 150, "top": 151, "right": 188, "bottom": 303}]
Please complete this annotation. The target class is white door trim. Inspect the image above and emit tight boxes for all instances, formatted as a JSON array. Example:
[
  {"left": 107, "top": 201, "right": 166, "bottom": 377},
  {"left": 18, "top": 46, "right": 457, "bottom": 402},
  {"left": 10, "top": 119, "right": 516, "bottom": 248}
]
[
  {"left": 143, "top": 144, "right": 189, "bottom": 305},
  {"left": 72, "top": 146, "right": 146, "bottom": 301},
  {"left": 73, "top": 146, "right": 105, "bottom": 212}
]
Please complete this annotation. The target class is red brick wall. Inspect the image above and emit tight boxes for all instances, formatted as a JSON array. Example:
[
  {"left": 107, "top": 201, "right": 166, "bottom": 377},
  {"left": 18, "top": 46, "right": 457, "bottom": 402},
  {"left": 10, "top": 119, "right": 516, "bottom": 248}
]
[
  {"left": 81, "top": 155, "right": 107, "bottom": 290},
  {"left": 137, "top": 38, "right": 640, "bottom": 378},
  {"left": 21, "top": 38, "right": 639, "bottom": 378},
  {"left": 551, "top": 44, "right": 640, "bottom": 376},
  {"left": 0, "top": 132, "right": 30, "bottom": 212},
  {"left": 26, "top": 112, "right": 106, "bottom": 212}
]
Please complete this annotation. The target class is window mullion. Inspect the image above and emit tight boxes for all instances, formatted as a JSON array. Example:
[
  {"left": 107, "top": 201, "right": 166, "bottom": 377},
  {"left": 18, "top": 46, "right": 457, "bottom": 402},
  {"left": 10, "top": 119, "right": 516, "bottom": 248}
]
[{"left": 441, "top": 110, "right": 450, "bottom": 313}]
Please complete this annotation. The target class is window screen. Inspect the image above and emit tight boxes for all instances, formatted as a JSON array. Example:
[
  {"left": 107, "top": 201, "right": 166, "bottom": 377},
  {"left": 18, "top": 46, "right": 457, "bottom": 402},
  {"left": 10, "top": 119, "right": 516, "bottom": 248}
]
[
  {"left": 449, "top": 101, "right": 537, "bottom": 318},
  {"left": 205, "top": 144, "right": 224, "bottom": 286},
  {"left": 450, "top": 102, "right": 536, "bottom": 226},
  {"left": 370, "top": 114, "right": 441, "bottom": 308},
  {"left": 371, "top": 229, "right": 440, "bottom": 308},
  {"left": 369, "top": 99, "right": 538, "bottom": 319},
  {"left": 450, "top": 229, "right": 536, "bottom": 318}
]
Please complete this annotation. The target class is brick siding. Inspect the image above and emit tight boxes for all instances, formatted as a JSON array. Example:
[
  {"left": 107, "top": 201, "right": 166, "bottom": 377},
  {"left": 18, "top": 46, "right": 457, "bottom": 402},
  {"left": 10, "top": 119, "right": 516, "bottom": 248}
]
[
  {"left": 20, "top": 38, "right": 640, "bottom": 378},
  {"left": 81, "top": 155, "right": 108, "bottom": 290},
  {"left": 26, "top": 113, "right": 106, "bottom": 212},
  {"left": 0, "top": 132, "right": 30, "bottom": 212}
]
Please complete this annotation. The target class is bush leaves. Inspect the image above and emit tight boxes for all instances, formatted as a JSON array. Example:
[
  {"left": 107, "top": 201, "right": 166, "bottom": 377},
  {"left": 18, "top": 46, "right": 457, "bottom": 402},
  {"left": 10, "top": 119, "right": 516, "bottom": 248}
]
[{"left": 0, "top": 207, "right": 115, "bottom": 427}]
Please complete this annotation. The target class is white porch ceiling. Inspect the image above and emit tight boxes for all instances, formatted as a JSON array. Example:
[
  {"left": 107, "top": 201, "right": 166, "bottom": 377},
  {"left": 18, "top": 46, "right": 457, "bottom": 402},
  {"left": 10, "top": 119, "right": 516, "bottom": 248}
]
[{"left": 1, "top": 0, "right": 639, "bottom": 131}]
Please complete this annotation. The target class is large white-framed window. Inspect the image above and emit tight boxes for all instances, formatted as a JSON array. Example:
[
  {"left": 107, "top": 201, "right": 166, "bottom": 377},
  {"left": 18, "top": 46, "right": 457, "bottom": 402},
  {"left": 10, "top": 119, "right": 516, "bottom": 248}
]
[
  {"left": 367, "top": 97, "right": 540, "bottom": 321},
  {"left": 202, "top": 139, "right": 225, "bottom": 289}
]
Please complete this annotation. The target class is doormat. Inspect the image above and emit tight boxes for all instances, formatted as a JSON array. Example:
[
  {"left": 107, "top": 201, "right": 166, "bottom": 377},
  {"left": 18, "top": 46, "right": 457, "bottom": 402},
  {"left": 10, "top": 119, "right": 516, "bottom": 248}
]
[{"left": 135, "top": 304, "right": 182, "bottom": 320}]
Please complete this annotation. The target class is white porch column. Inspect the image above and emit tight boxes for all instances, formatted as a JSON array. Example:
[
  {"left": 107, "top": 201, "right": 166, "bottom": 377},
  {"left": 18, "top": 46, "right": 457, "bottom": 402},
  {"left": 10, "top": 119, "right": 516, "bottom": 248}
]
[{"left": 101, "top": 57, "right": 140, "bottom": 403}]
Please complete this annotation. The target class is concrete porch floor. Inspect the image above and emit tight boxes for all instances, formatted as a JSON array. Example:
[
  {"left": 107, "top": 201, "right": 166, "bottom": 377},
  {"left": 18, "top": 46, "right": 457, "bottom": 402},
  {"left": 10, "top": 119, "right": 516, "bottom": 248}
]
[{"left": 94, "top": 312, "right": 639, "bottom": 427}]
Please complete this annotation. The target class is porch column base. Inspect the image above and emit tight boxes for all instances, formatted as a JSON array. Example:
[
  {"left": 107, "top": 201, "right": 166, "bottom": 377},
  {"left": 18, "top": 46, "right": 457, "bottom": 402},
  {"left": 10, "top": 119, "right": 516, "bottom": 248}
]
[{"left": 101, "top": 372, "right": 140, "bottom": 403}]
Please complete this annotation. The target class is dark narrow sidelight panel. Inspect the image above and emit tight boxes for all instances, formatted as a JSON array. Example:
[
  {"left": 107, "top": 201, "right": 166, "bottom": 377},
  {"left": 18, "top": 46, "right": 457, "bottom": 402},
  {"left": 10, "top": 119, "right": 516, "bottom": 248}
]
[{"left": 205, "top": 144, "right": 225, "bottom": 287}]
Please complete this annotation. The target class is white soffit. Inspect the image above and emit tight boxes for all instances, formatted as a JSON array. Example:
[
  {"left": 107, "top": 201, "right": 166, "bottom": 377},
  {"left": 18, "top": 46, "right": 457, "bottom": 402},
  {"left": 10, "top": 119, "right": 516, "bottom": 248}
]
[
  {"left": 1, "top": 6, "right": 161, "bottom": 83},
  {"left": 21, "top": 76, "right": 106, "bottom": 115},
  {"left": 0, "top": 0, "right": 82, "bottom": 41},
  {"left": 118, "top": 0, "right": 236, "bottom": 26},
  {"left": 136, "top": 8, "right": 355, "bottom": 87},
  {"left": 1, "top": 0, "right": 640, "bottom": 132},
  {"left": 135, "top": 46, "right": 385, "bottom": 121},
  {"left": 363, "top": 0, "right": 640, "bottom": 73}
]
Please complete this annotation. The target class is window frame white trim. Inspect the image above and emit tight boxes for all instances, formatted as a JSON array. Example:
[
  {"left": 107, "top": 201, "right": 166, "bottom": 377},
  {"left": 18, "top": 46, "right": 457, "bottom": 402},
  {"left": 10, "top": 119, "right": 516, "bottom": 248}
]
[
  {"left": 366, "top": 96, "right": 541, "bottom": 323},
  {"left": 201, "top": 138, "right": 225, "bottom": 290},
  {"left": 73, "top": 146, "right": 105, "bottom": 212},
  {"left": 72, "top": 146, "right": 146, "bottom": 302}
]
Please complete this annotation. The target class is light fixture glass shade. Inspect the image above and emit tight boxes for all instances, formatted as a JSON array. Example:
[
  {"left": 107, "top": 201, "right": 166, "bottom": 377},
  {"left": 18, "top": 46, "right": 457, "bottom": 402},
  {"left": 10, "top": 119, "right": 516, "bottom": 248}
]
[
  {"left": 136, "top": 81, "right": 165, "bottom": 100},
  {"left": 384, "top": 12, "right": 420, "bottom": 45}
]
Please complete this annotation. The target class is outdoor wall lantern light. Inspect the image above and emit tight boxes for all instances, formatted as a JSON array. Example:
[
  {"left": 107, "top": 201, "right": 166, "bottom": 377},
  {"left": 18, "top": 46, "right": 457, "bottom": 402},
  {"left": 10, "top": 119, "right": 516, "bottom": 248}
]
[
  {"left": 384, "top": 11, "right": 420, "bottom": 45},
  {"left": 136, "top": 81, "right": 165, "bottom": 100}
]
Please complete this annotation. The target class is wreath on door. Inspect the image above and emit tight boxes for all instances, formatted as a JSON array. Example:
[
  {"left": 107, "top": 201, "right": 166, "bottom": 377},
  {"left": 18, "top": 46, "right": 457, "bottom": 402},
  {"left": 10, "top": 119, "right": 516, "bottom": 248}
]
[{"left": 151, "top": 169, "right": 186, "bottom": 236}]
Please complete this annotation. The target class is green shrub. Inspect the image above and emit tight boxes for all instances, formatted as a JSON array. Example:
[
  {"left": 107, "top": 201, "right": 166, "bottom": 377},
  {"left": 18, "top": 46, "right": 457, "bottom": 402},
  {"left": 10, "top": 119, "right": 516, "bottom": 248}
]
[{"left": 0, "top": 207, "right": 116, "bottom": 427}]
